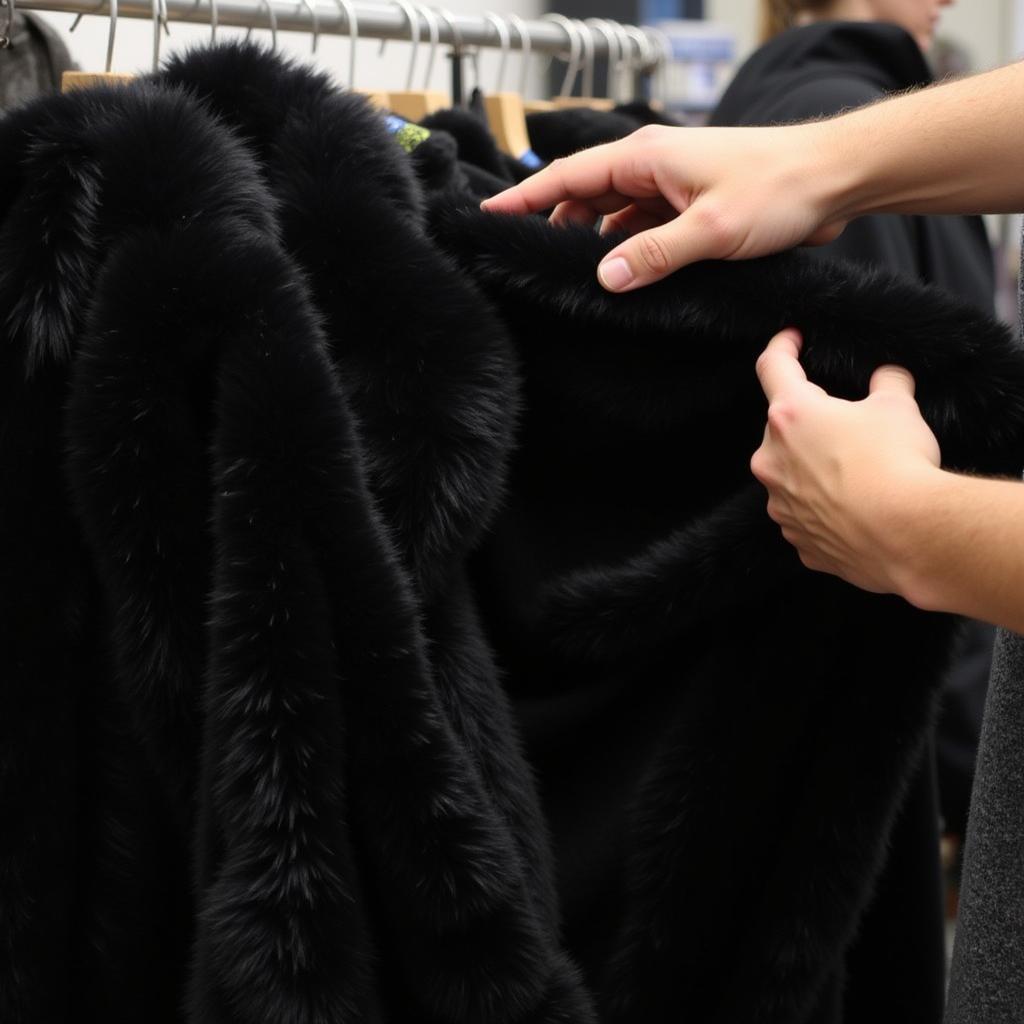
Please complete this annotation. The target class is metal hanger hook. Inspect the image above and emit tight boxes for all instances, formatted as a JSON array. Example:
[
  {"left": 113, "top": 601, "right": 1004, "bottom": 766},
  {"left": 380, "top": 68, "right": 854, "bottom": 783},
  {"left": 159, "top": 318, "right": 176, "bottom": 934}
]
[
  {"left": 624, "top": 24, "right": 656, "bottom": 77},
  {"left": 483, "top": 11, "right": 510, "bottom": 94},
  {"left": 417, "top": 4, "right": 440, "bottom": 89},
  {"left": 331, "top": 0, "right": 358, "bottom": 88},
  {"left": 541, "top": 13, "right": 582, "bottom": 99},
  {"left": 585, "top": 18, "right": 618, "bottom": 101},
  {"left": 152, "top": 0, "right": 171, "bottom": 72},
  {"left": 435, "top": 6, "right": 462, "bottom": 54},
  {"left": 76, "top": 0, "right": 121, "bottom": 70},
  {"left": 603, "top": 20, "right": 632, "bottom": 103},
  {"left": 378, "top": 1, "right": 420, "bottom": 91},
  {"left": 575, "top": 19, "right": 595, "bottom": 99},
  {"left": 300, "top": 0, "right": 319, "bottom": 53},
  {"left": 244, "top": 0, "right": 277, "bottom": 51},
  {"left": 507, "top": 12, "right": 530, "bottom": 97}
]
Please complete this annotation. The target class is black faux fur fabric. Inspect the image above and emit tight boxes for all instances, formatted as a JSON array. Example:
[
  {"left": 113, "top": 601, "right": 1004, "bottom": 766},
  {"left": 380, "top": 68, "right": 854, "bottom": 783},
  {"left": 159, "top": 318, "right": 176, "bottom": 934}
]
[
  {"left": 2, "top": 43, "right": 1024, "bottom": 1024},
  {"left": 429, "top": 206, "right": 1024, "bottom": 1022}
]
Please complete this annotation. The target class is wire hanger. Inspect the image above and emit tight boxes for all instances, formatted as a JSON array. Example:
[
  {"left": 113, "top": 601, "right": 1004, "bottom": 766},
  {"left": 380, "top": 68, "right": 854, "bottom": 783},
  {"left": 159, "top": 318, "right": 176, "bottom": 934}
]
[
  {"left": 524, "top": 11, "right": 577, "bottom": 113},
  {"left": 436, "top": 7, "right": 466, "bottom": 107},
  {"left": 585, "top": 18, "right": 621, "bottom": 109},
  {"left": 480, "top": 11, "right": 534, "bottom": 163},
  {"left": 301, "top": 0, "right": 319, "bottom": 54},
  {"left": 334, "top": 0, "right": 388, "bottom": 108},
  {"left": 62, "top": 0, "right": 136, "bottom": 91},
  {"left": 507, "top": 12, "right": 530, "bottom": 97},
  {"left": 551, "top": 19, "right": 611, "bottom": 110},
  {"left": 387, "top": 2, "right": 445, "bottom": 120},
  {"left": 622, "top": 24, "right": 658, "bottom": 104},
  {"left": 378, "top": 0, "right": 418, "bottom": 88},
  {"left": 153, "top": 0, "right": 172, "bottom": 69}
]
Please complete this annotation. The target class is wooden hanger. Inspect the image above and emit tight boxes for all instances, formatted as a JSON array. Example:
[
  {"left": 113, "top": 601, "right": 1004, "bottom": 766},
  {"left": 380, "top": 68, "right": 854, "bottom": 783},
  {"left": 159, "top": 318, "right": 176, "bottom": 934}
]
[
  {"left": 61, "top": 0, "right": 134, "bottom": 92},
  {"left": 356, "top": 89, "right": 394, "bottom": 110},
  {"left": 388, "top": 90, "right": 447, "bottom": 120},
  {"left": 550, "top": 96, "right": 615, "bottom": 111},
  {"left": 382, "top": 1, "right": 447, "bottom": 120},
  {"left": 62, "top": 72, "right": 134, "bottom": 92},
  {"left": 483, "top": 92, "right": 533, "bottom": 157},
  {"left": 479, "top": 12, "right": 537, "bottom": 162}
]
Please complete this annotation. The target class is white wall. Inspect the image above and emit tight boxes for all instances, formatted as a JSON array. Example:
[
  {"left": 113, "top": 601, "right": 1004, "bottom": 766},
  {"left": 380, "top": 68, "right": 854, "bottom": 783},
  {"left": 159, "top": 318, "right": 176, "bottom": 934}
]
[{"left": 35, "top": 0, "right": 543, "bottom": 94}]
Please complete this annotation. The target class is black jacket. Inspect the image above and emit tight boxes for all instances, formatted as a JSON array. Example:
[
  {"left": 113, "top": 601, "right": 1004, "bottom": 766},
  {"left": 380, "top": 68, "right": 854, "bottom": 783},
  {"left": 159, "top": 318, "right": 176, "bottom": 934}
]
[{"left": 2, "top": 44, "right": 1023, "bottom": 1024}]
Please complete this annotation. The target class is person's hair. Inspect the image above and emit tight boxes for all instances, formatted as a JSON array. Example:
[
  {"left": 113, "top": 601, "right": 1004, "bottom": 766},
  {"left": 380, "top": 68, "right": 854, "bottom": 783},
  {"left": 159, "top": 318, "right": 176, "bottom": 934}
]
[{"left": 758, "top": 0, "right": 835, "bottom": 43}]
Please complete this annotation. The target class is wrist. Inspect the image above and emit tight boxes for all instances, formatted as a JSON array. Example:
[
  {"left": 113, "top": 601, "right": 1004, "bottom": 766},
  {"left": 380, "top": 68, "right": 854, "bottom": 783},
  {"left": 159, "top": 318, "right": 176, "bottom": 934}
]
[
  {"left": 882, "top": 465, "right": 956, "bottom": 612},
  {"left": 792, "top": 117, "right": 868, "bottom": 231}
]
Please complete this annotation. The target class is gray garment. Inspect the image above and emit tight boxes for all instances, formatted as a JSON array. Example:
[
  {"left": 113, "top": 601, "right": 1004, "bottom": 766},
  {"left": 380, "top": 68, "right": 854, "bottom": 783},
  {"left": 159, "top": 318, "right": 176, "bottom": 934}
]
[
  {"left": 0, "top": 13, "right": 76, "bottom": 112},
  {"left": 945, "top": 628, "right": 1024, "bottom": 1020}
]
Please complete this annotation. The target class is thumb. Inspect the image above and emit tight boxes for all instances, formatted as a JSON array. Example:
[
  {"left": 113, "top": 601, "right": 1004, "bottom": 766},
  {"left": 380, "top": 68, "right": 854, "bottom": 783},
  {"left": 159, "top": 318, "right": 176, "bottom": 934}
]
[
  {"left": 597, "top": 207, "right": 724, "bottom": 292},
  {"left": 869, "top": 363, "right": 916, "bottom": 398}
]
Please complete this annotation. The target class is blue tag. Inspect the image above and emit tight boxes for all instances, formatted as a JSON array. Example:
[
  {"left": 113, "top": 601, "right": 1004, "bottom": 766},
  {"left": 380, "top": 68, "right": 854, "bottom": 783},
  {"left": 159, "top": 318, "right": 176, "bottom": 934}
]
[{"left": 518, "top": 149, "right": 544, "bottom": 171}]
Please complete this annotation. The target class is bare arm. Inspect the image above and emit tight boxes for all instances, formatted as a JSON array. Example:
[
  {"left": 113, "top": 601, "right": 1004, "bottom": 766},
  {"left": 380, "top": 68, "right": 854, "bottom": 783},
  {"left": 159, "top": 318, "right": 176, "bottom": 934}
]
[{"left": 483, "top": 60, "right": 1024, "bottom": 292}]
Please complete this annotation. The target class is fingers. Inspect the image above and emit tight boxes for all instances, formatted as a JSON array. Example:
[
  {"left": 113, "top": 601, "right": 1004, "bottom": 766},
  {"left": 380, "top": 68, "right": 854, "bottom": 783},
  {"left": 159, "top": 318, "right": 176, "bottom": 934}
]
[
  {"left": 549, "top": 200, "right": 601, "bottom": 230},
  {"left": 869, "top": 363, "right": 916, "bottom": 397},
  {"left": 481, "top": 141, "right": 637, "bottom": 216},
  {"left": 599, "top": 197, "right": 679, "bottom": 239},
  {"left": 594, "top": 207, "right": 714, "bottom": 291},
  {"left": 549, "top": 189, "right": 649, "bottom": 228},
  {"left": 754, "top": 330, "right": 806, "bottom": 402}
]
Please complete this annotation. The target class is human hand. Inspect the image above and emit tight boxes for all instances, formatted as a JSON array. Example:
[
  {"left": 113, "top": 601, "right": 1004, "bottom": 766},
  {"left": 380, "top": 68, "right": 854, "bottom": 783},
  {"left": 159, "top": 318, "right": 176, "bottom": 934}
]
[
  {"left": 481, "top": 123, "right": 850, "bottom": 292},
  {"left": 750, "top": 329, "right": 942, "bottom": 598}
]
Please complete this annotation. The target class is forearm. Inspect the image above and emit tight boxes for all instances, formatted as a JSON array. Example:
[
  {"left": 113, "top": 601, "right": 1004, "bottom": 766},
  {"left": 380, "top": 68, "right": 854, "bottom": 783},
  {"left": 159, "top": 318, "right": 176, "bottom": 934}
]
[
  {"left": 812, "top": 60, "right": 1024, "bottom": 221},
  {"left": 895, "top": 468, "right": 1024, "bottom": 633}
]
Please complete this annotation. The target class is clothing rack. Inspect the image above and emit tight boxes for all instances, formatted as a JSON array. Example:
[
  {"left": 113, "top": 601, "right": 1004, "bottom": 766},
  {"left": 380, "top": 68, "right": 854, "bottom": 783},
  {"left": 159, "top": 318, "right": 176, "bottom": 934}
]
[{"left": 7, "top": 0, "right": 665, "bottom": 68}]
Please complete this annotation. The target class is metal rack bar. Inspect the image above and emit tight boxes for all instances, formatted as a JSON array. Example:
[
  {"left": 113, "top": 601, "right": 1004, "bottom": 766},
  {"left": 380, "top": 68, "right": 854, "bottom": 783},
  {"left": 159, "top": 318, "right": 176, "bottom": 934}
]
[{"left": 11, "top": 0, "right": 658, "bottom": 64}]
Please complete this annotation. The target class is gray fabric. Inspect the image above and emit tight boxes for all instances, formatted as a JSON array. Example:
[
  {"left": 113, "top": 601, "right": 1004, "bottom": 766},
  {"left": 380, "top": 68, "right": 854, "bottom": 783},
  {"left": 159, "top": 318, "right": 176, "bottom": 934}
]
[
  {"left": 945, "top": 628, "right": 1024, "bottom": 1021},
  {"left": 0, "top": 13, "right": 75, "bottom": 112}
]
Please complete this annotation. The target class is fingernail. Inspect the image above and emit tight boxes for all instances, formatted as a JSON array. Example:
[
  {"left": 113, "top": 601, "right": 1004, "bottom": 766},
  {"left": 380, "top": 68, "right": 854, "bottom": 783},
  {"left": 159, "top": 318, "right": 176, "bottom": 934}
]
[{"left": 598, "top": 257, "right": 634, "bottom": 292}]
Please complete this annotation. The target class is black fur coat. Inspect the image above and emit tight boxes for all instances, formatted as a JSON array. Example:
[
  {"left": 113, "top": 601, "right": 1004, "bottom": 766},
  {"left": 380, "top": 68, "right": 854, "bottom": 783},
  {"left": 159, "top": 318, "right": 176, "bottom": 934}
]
[{"left": 2, "top": 44, "right": 1024, "bottom": 1024}]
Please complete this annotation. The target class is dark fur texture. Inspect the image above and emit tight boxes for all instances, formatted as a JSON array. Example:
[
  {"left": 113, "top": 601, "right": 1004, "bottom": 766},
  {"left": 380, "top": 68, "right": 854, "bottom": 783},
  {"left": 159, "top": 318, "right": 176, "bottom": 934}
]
[
  {"left": 428, "top": 205, "right": 1024, "bottom": 1022},
  {"left": 2, "top": 43, "right": 1024, "bottom": 1024}
]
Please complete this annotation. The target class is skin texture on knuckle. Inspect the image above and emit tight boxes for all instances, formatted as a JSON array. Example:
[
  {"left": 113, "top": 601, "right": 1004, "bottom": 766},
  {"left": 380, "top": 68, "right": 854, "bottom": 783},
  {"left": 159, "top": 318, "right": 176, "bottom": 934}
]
[
  {"left": 632, "top": 123, "right": 666, "bottom": 146},
  {"left": 629, "top": 231, "right": 673, "bottom": 278},
  {"left": 689, "top": 199, "right": 737, "bottom": 258},
  {"left": 766, "top": 401, "right": 796, "bottom": 433},
  {"left": 750, "top": 450, "right": 778, "bottom": 488}
]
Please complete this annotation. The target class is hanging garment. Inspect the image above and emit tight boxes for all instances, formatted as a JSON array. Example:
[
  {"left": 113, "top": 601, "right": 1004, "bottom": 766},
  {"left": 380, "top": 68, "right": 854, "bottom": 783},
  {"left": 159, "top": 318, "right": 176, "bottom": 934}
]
[
  {"left": 428, "top": 200, "right": 1024, "bottom": 1024},
  {"left": 0, "top": 72, "right": 591, "bottom": 1024},
  {"left": 0, "top": 12, "right": 76, "bottom": 111},
  {"left": 3, "top": 43, "right": 1024, "bottom": 1024},
  {"left": 525, "top": 104, "right": 678, "bottom": 162}
]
